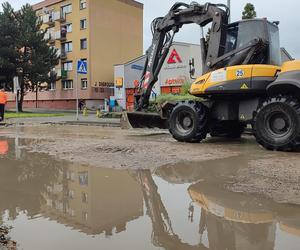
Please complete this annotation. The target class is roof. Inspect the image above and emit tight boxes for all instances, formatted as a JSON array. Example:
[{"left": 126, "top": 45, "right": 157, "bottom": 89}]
[
  {"left": 114, "top": 55, "right": 146, "bottom": 67},
  {"left": 117, "top": 0, "right": 143, "bottom": 9},
  {"left": 32, "top": 0, "right": 143, "bottom": 11},
  {"left": 32, "top": 0, "right": 64, "bottom": 11}
]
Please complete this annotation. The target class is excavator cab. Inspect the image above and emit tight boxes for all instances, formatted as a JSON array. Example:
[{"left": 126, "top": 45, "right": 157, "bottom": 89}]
[
  {"left": 221, "top": 19, "right": 281, "bottom": 67},
  {"left": 205, "top": 18, "right": 281, "bottom": 74}
]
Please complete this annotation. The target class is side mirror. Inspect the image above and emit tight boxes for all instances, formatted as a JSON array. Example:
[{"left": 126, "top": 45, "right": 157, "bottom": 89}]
[{"left": 189, "top": 58, "right": 196, "bottom": 79}]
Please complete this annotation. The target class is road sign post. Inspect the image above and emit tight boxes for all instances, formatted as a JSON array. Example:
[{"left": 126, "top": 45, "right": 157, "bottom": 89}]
[
  {"left": 13, "top": 76, "right": 20, "bottom": 113},
  {"left": 76, "top": 60, "right": 88, "bottom": 120}
]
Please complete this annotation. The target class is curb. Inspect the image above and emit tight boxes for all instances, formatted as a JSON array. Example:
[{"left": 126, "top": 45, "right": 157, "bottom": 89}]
[{"left": 42, "top": 121, "right": 121, "bottom": 127}]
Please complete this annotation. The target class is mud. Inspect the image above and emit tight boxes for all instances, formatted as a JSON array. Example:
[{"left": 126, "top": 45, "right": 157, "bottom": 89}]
[
  {"left": 0, "top": 125, "right": 240, "bottom": 169},
  {"left": 228, "top": 156, "right": 300, "bottom": 204},
  {"left": 0, "top": 226, "right": 16, "bottom": 250}
]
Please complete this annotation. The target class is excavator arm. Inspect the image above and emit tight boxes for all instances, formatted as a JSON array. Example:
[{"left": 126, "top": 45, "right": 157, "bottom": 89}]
[
  {"left": 138, "top": 170, "right": 208, "bottom": 250},
  {"left": 135, "top": 2, "right": 229, "bottom": 111}
]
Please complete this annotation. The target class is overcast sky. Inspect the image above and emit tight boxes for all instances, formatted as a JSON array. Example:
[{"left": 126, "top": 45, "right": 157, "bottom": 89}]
[{"left": 1, "top": 0, "right": 300, "bottom": 58}]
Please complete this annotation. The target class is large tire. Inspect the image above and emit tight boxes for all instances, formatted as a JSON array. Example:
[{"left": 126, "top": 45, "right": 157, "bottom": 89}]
[
  {"left": 254, "top": 96, "right": 300, "bottom": 151},
  {"left": 210, "top": 121, "right": 245, "bottom": 138},
  {"left": 169, "top": 101, "right": 208, "bottom": 142}
]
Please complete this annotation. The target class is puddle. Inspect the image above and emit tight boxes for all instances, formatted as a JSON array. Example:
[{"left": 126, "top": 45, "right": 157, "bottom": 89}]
[{"left": 0, "top": 137, "right": 300, "bottom": 250}]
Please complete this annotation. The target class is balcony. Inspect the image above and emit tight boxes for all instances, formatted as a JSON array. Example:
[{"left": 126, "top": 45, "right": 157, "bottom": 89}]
[
  {"left": 55, "top": 30, "right": 67, "bottom": 42},
  {"left": 49, "top": 36, "right": 55, "bottom": 44},
  {"left": 61, "top": 69, "right": 68, "bottom": 79},
  {"left": 57, "top": 13, "right": 66, "bottom": 23},
  {"left": 42, "top": 13, "right": 55, "bottom": 27},
  {"left": 56, "top": 68, "right": 62, "bottom": 78},
  {"left": 52, "top": 11, "right": 61, "bottom": 22},
  {"left": 44, "top": 32, "right": 55, "bottom": 44},
  {"left": 60, "top": 51, "right": 67, "bottom": 60},
  {"left": 56, "top": 49, "right": 61, "bottom": 57}
]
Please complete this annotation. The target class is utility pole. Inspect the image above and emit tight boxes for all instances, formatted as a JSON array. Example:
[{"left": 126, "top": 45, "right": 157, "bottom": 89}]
[{"left": 227, "top": 0, "right": 231, "bottom": 23}]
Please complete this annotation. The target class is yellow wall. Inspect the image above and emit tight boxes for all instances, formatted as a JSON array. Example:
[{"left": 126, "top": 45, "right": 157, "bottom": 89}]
[{"left": 89, "top": 0, "right": 143, "bottom": 89}]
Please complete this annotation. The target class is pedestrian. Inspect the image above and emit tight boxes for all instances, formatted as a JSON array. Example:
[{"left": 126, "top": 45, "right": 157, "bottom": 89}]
[
  {"left": 78, "top": 100, "right": 83, "bottom": 111},
  {"left": 0, "top": 87, "right": 7, "bottom": 122}
]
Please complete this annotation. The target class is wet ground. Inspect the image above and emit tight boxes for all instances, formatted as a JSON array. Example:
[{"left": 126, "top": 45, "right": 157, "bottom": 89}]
[{"left": 0, "top": 125, "right": 300, "bottom": 249}]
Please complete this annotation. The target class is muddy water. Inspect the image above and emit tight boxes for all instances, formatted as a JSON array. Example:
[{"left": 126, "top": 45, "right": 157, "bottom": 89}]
[{"left": 0, "top": 138, "right": 300, "bottom": 250}]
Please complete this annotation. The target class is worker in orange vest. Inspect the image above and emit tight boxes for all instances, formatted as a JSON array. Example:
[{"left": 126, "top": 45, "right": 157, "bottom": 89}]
[
  {"left": 0, "top": 140, "right": 8, "bottom": 155},
  {"left": 0, "top": 87, "right": 8, "bottom": 121}
]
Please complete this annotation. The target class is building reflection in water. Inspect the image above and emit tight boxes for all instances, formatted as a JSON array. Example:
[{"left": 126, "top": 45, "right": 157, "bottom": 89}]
[
  {"left": 0, "top": 139, "right": 300, "bottom": 249},
  {"left": 41, "top": 165, "right": 144, "bottom": 236},
  {"left": 0, "top": 140, "right": 8, "bottom": 156}
]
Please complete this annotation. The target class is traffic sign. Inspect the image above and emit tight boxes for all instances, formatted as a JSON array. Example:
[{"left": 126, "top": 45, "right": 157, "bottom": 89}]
[
  {"left": 13, "top": 76, "right": 20, "bottom": 94},
  {"left": 77, "top": 60, "right": 87, "bottom": 74}
]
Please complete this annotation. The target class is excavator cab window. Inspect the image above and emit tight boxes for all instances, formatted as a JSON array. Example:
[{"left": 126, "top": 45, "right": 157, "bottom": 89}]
[
  {"left": 226, "top": 20, "right": 266, "bottom": 49},
  {"left": 268, "top": 23, "right": 281, "bottom": 65},
  {"left": 222, "top": 19, "right": 280, "bottom": 66},
  {"left": 225, "top": 20, "right": 267, "bottom": 52},
  {"left": 225, "top": 25, "right": 238, "bottom": 53}
]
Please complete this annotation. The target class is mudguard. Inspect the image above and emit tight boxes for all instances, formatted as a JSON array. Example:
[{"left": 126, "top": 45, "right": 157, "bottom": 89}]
[
  {"left": 267, "top": 60, "right": 300, "bottom": 96},
  {"left": 267, "top": 70, "right": 300, "bottom": 95}
]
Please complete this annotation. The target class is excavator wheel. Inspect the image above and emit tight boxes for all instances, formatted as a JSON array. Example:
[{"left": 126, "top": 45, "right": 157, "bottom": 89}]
[
  {"left": 254, "top": 95, "right": 300, "bottom": 151},
  {"left": 169, "top": 101, "right": 208, "bottom": 143},
  {"left": 210, "top": 121, "right": 246, "bottom": 138}
]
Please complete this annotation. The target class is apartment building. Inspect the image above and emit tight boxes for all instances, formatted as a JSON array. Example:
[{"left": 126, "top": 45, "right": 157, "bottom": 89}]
[{"left": 8, "top": 0, "right": 143, "bottom": 109}]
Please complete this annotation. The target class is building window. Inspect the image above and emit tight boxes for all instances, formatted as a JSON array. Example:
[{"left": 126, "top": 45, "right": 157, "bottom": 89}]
[
  {"left": 81, "top": 78, "right": 88, "bottom": 89},
  {"left": 80, "top": 19, "right": 87, "bottom": 30},
  {"left": 62, "top": 80, "right": 73, "bottom": 90},
  {"left": 68, "top": 190, "right": 75, "bottom": 199},
  {"left": 50, "top": 81, "right": 56, "bottom": 90},
  {"left": 80, "top": 0, "right": 87, "bottom": 10},
  {"left": 66, "top": 171, "right": 76, "bottom": 181},
  {"left": 80, "top": 38, "right": 87, "bottom": 50},
  {"left": 65, "top": 23, "right": 72, "bottom": 33},
  {"left": 82, "top": 192, "right": 88, "bottom": 203},
  {"left": 62, "top": 41, "right": 73, "bottom": 52},
  {"left": 78, "top": 171, "right": 88, "bottom": 186},
  {"left": 61, "top": 4, "right": 72, "bottom": 17},
  {"left": 82, "top": 211, "right": 88, "bottom": 221},
  {"left": 63, "top": 61, "right": 73, "bottom": 71}
]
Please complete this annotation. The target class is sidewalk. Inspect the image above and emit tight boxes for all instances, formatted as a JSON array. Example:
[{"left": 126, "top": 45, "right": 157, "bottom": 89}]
[
  {"left": 7, "top": 108, "right": 94, "bottom": 114},
  {"left": 4, "top": 114, "right": 121, "bottom": 127}
]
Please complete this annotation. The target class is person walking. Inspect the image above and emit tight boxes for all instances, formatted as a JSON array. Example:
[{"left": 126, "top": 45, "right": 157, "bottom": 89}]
[{"left": 0, "top": 87, "right": 8, "bottom": 122}]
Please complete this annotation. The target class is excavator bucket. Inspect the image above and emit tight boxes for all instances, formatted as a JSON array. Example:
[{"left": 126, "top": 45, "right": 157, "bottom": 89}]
[{"left": 121, "top": 111, "right": 169, "bottom": 129}]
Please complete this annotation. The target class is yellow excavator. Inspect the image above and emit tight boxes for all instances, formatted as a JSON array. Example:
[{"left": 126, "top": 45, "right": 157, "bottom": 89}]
[{"left": 124, "top": 2, "right": 300, "bottom": 151}]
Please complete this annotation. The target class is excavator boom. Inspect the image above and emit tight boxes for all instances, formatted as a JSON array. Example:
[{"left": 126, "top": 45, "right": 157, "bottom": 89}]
[{"left": 123, "top": 2, "right": 229, "bottom": 129}]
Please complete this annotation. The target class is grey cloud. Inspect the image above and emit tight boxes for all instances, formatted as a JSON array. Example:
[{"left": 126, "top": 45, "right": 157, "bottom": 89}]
[{"left": 2, "top": 0, "right": 300, "bottom": 58}]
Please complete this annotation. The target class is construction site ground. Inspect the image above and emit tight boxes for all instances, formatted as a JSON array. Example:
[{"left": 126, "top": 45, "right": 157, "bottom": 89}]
[{"left": 0, "top": 123, "right": 300, "bottom": 250}]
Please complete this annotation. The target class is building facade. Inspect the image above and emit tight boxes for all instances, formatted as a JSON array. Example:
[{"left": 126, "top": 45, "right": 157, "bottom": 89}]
[{"left": 8, "top": 0, "right": 143, "bottom": 110}]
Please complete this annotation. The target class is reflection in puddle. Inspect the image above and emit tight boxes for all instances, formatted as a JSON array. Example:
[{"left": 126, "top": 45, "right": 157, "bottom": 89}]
[
  {"left": 0, "top": 138, "right": 300, "bottom": 250},
  {"left": 0, "top": 140, "right": 8, "bottom": 156}
]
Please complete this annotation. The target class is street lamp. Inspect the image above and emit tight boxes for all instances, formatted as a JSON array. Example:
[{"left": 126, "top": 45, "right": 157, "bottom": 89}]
[
  {"left": 227, "top": 0, "right": 231, "bottom": 23},
  {"left": 15, "top": 67, "right": 23, "bottom": 113}
]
